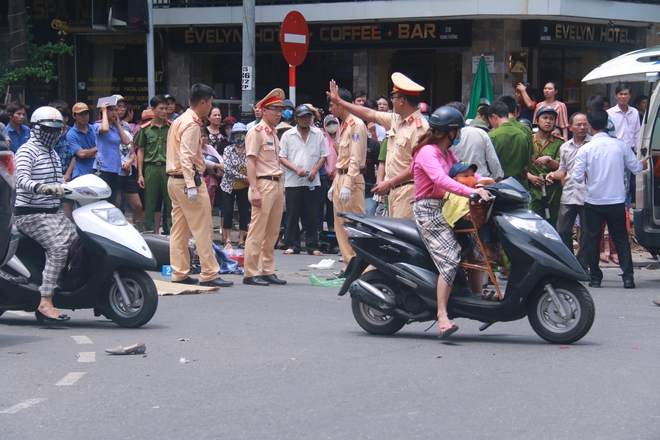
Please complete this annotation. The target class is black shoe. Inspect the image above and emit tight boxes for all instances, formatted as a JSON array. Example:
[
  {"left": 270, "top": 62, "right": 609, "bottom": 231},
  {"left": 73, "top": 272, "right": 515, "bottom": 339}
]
[
  {"left": 243, "top": 276, "right": 270, "bottom": 286},
  {"left": 623, "top": 279, "right": 636, "bottom": 289},
  {"left": 327, "top": 270, "right": 345, "bottom": 280},
  {"left": 200, "top": 278, "right": 234, "bottom": 287},
  {"left": 261, "top": 274, "right": 287, "bottom": 285},
  {"left": 172, "top": 277, "right": 199, "bottom": 285},
  {"left": 36, "top": 310, "right": 71, "bottom": 323},
  {"left": 588, "top": 280, "right": 601, "bottom": 288}
]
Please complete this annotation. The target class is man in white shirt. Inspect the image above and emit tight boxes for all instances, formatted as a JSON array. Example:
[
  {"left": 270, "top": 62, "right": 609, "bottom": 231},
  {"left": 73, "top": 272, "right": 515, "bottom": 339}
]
[
  {"left": 546, "top": 113, "right": 591, "bottom": 269},
  {"left": 279, "top": 104, "right": 328, "bottom": 255},
  {"left": 607, "top": 83, "right": 641, "bottom": 210},
  {"left": 573, "top": 109, "right": 647, "bottom": 289}
]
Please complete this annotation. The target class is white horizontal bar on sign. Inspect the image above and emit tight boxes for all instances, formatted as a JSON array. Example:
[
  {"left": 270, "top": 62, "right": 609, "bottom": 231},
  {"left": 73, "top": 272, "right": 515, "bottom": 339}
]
[{"left": 284, "top": 33, "right": 307, "bottom": 44}]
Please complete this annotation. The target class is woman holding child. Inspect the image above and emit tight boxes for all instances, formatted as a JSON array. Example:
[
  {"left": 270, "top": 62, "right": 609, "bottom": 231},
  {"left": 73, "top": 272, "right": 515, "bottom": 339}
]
[{"left": 410, "top": 106, "right": 490, "bottom": 339}]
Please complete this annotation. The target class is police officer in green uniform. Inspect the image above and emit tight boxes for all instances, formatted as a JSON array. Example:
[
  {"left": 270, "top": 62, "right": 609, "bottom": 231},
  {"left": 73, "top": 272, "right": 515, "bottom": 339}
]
[
  {"left": 527, "top": 106, "right": 563, "bottom": 227},
  {"left": 487, "top": 101, "right": 532, "bottom": 190},
  {"left": 135, "top": 95, "right": 172, "bottom": 233}
]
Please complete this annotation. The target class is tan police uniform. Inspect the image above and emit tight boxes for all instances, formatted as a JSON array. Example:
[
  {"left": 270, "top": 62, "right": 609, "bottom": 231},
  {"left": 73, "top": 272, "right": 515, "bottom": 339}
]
[
  {"left": 166, "top": 108, "right": 220, "bottom": 282},
  {"left": 373, "top": 72, "right": 428, "bottom": 219},
  {"left": 333, "top": 113, "right": 367, "bottom": 270},
  {"left": 243, "top": 105, "right": 285, "bottom": 279}
]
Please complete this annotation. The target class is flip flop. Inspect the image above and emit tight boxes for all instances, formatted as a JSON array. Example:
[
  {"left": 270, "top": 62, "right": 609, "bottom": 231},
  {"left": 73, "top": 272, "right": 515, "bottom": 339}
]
[
  {"left": 482, "top": 290, "right": 500, "bottom": 301},
  {"left": 438, "top": 323, "right": 459, "bottom": 339},
  {"left": 310, "top": 250, "right": 323, "bottom": 256},
  {"left": 609, "top": 255, "right": 620, "bottom": 265},
  {"left": 283, "top": 249, "right": 299, "bottom": 255}
]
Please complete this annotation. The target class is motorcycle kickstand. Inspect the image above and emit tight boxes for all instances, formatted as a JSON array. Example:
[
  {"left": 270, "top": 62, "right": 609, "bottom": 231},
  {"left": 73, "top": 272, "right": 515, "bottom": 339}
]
[
  {"left": 479, "top": 322, "right": 496, "bottom": 331},
  {"left": 112, "top": 271, "right": 137, "bottom": 307}
]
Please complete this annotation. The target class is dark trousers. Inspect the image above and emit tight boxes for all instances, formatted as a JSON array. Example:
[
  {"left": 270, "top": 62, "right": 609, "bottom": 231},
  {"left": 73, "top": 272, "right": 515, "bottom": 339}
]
[
  {"left": 285, "top": 185, "right": 319, "bottom": 252},
  {"left": 584, "top": 202, "right": 634, "bottom": 283},
  {"left": 319, "top": 177, "right": 334, "bottom": 231},
  {"left": 556, "top": 203, "right": 588, "bottom": 269},
  {"left": 221, "top": 187, "right": 250, "bottom": 231}
]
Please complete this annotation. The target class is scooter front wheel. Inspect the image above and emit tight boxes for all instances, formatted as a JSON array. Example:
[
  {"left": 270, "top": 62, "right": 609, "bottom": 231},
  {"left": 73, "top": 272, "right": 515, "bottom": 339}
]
[
  {"left": 103, "top": 268, "right": 158, "bottom": 328},
  {"left": 527, "top": 279, "right": 595, "bottom": 344},
  {"left": 351, "top": 272, "right": 406, "bottom": 335}
]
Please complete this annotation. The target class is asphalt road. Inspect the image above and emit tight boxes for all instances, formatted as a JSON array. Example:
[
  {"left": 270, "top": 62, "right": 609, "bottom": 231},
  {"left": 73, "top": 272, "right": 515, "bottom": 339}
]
[{"left": 1, "top": 252, "right": 659, "bottom": 439}]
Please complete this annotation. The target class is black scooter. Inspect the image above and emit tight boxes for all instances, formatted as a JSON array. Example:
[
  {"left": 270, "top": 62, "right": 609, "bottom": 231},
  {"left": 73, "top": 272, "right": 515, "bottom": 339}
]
[{"left": 338, "top": 178, "right": 595, "bottom": 344}]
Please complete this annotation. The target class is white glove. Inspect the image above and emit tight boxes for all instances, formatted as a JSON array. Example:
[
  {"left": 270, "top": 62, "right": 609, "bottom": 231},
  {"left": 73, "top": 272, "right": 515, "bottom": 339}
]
[
  {"left": 36, "top": 183, "right": 65, "bottom": 198},
  {"left": 327, "top": 185, "right": 334, "bottom": 201},
  {"left": 186, "top": 187, "right": 198, "bottom": 203},
  {"left": 340, "top": 186, "right": 351, "bottom": 204}
]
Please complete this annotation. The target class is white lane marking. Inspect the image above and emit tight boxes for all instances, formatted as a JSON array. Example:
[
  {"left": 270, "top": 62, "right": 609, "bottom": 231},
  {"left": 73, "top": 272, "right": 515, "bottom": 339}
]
[
  {"left": 6, "top": 311, "right": 33, "bottom": 317},
  {"left": 55, "top": 372, "right": 86, "bottom": 386},
  {"left": 71, "top": 335, "right": 93, "bottom": 344},
  {"left": 0, "top": 398, "right": 47, "bottom": 414},
  {"left": 77, "top": 352, "right": 96, "bottom": 363},
  {"left": 284, "top": 33, "right": 307, "bottom": 44}
]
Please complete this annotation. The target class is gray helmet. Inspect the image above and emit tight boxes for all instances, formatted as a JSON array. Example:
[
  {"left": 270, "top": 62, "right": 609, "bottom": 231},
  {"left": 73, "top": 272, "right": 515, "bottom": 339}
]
[
  {"left": 228, "top": 122, "right": 248, "bottom": 138},
  {"left": 294, "top": 104, "right": 313, "bottom": 117},
  {"left": 428, "top": 106, "right": 465, "bottom": 132},
  {"left": 536, "top": 106, "right": 557, "bottom": 120}
]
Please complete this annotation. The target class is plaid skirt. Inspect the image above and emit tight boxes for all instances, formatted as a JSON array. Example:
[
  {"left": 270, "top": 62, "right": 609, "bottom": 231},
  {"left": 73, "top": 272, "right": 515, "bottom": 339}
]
[{"left": 414, "top": 197, "right": 482, "bottom": 285}]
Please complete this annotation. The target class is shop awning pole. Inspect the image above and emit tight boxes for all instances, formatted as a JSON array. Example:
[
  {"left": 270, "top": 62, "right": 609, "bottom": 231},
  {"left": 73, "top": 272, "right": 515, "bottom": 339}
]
[{"left": 147, "top": 0, "right": 155, "bottom": 99}]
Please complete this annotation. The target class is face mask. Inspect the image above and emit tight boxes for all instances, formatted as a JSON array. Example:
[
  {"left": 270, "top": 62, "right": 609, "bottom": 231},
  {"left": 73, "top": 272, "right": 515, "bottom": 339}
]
[
  {"left": 452, "top": 134, "right": 462, "bottom": 147},
  {"left": 231, "top": 134, "right": 246, "bottom": 147},
  {"left": 326, "top": 124, "right": 337, "bottom": 134},
  {"left": 283, "top": 109, "right": 293, "bottom": 120},
  {"left": 424, "top": 115, "right": 430, "bottom": 121},
  {"left": 35, "top": 127, "right": 60, "bottom": 149},
  {"left": 456, "top": 175, "right": 476, "bottom": 188}
]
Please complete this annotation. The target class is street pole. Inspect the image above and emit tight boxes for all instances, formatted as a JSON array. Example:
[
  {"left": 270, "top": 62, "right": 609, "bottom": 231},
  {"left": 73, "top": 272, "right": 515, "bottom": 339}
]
[
  {"left": 147, "top": 0, "right": 155, "bottom": 100},
  {"left": 241, "top": 0, "right": 255, "bottom": 123}
]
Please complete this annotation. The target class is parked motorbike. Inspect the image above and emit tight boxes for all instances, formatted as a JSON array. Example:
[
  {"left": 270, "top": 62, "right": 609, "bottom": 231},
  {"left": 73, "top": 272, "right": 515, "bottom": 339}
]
[
  {"left": 338, "top": 177, "right": 595, "bottom": 344},
  {"left": 0, "top": 174, "right": 158, "bottom": 327}
]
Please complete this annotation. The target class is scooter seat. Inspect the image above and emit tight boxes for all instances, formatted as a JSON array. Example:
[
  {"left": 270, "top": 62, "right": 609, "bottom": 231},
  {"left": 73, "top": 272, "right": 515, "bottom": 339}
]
[{"left": 343, "top": 213, "right": 425, "bottom": 247}]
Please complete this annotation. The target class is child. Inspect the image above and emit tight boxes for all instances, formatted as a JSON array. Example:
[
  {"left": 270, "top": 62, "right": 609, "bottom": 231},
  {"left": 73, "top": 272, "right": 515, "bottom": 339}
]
[
  {"left": 443, "top": 162, "right": 501, "bottom": 291},
  {"left": 200, "top": 126, "right": 224, "bottom": 205}
]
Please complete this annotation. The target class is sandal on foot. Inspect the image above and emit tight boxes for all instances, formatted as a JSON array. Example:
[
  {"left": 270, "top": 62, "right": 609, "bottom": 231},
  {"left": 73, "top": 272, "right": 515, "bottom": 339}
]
[
  {"left": 609, "top": 254, "right": 620, "bottom": 265},
  {"left": 599, "top": 253, "right": 609, "bottom": 263},
  {"left": 310, "top": 250, "right": 323, "bottom": 256},
  {"left": 283, "top": 248, "right": 299, "bottom": 255},
  {"left": 438, "top": 323, "right": 459, "bottom": 339},
  {"left": 482, "top": 290, "right": 500, "bottom": 301},
  {"left": 237, "top": 243, "right": 245, "bottom": 249}
]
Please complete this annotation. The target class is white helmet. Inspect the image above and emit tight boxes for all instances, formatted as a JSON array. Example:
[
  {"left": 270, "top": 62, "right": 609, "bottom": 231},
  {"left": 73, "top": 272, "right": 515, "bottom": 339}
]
[{"left": 30, "top": 106, "right": 65, "bottom": 129}]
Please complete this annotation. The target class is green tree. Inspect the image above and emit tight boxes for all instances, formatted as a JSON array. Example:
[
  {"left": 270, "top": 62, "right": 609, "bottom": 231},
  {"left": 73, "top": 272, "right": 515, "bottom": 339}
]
[{"left": 2, "top": 1, "right": 73, "bottom": 101}]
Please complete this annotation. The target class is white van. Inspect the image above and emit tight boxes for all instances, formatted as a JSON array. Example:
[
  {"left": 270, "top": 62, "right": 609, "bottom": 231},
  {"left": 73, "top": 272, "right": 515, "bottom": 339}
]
[{"left": 583, "top": 46, "right": 660, "bottom": 256}]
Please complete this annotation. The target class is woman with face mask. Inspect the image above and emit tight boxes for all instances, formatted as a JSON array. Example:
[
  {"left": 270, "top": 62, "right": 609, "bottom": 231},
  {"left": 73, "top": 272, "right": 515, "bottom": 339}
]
[
  {"left": 220, "top": 123, "right": 250, "bottom": 247},
  {"left": 322, "top": 115, "right": 339, "bottom": 232}
]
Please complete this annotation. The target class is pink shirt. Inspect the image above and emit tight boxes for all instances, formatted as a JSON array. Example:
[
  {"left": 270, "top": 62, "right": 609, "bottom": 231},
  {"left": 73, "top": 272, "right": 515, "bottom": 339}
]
[
  {"left": 324, "top": 133, "right": 338, "bottom": 179},
  {"left": 410, "top": 144, "right": 477, "bottom": 200}
]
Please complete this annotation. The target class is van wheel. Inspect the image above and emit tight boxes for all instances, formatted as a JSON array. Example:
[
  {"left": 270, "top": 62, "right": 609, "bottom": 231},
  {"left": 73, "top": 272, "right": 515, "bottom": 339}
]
[
  {"left": 103, "top": 268, "right": 158, "bottom": 328},
  {"left": 528, "top": 279, "right": 595, "bottom": 344},
  {"left": 351, "top": 271, "right": 406, "bottom": 335}
]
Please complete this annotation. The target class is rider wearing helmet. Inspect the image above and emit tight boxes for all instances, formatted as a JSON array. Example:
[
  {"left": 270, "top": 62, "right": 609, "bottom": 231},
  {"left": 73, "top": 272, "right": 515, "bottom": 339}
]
[
  {"left": 13, "top": 106, "right": 77, "bottom": 323},
  {"left": 528, "top": 105, "right": 563, "bottom": 227},
  {"left": 410, "top": 106, "right": 490, "bottom": 339}
]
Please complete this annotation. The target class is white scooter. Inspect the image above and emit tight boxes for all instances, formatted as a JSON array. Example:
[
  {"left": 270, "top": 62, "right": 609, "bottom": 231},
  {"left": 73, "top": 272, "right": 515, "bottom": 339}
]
[{"left": 0, "top": 174, "right": 158, "bottom": 327}]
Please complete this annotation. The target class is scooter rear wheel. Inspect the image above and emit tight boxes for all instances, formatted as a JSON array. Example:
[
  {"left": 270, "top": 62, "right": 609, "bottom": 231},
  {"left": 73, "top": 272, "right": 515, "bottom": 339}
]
[
  {"left": 103, "top": 268, "right": 158, "bottom": 328},
  {"left": 527, "top": 278, "right": 595, "bottom": 344},
  {"left": 351, "top": 272, "right": 406, "bottom": 335}
]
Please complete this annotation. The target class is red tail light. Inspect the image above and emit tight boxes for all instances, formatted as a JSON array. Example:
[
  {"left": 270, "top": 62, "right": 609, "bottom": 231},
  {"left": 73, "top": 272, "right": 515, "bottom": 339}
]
[{"left": 0, "top": 151, "right": 15, "bottom": 175}]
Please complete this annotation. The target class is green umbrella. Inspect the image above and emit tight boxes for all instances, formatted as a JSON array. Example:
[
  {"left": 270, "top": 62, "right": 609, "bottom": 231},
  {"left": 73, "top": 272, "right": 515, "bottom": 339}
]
[{"left": 467, "top": 56, "right": 494, "bottom": 120}]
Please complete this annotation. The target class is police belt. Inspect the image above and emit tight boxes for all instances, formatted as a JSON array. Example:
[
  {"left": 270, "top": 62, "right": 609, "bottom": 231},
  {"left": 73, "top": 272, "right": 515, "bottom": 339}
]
[{"left": 337, "top": 168, "right": 366, "bottom": 175}]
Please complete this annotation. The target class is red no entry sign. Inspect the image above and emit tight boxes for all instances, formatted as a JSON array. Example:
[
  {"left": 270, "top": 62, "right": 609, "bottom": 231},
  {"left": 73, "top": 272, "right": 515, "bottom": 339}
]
[{"left": 281, "top": 11, "right": 309, "bottom": 67}]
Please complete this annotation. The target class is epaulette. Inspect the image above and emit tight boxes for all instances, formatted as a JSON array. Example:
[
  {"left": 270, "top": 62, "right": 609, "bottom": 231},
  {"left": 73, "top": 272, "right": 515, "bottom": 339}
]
[
  {"left": 166, "top": 120, "right": 172, "bottom": 126},
  {"left": 255, "top": 125, "right": 263, "bottom": 132},
  {"left": 416, "top": 118, "right": 423, "bottom": 128},
  {"left": 349, "top": 119, "right": 356, "bottom": 127},
  {"left": 140, "top": 120, "right": 152, "bottom": 129},
  {"left": 407, "top": 115, "right": 415, "bottom": 125},
  {"left": 265, "top": 126, "right": 271, "bottom": 134},
  {"left": 193, "top": 116, "right": 202, "bottom": 126}
]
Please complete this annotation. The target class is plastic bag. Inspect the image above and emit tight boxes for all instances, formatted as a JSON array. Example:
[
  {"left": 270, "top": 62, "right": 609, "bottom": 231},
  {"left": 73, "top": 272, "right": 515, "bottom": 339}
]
[{"left": 213, "top": 243, "right": 244, "bottom": 274}]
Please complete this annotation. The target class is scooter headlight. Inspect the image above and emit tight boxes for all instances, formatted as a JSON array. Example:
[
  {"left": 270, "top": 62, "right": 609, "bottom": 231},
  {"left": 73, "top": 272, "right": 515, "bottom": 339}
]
[
  {"left": 503, "top": 214, "right": 561, "bottom": 242},
  {"left": 92, "top": 207, "right": 129, "bottom": 226},
  {"left": 344, "top": 225, "right": 374, "bottom": 238}
]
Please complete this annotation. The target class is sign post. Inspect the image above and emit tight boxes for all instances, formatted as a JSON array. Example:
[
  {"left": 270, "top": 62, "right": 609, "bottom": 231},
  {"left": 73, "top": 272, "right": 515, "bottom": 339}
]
[{"left": 280, "top": 11, "right": 309, "bottom": 105}]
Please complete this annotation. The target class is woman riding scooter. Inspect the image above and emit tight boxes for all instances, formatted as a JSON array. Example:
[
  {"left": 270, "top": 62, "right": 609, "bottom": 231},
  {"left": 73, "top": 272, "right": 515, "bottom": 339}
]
[
  {"left": 13, "top": 106, "right": 76, "bottom": 323},
  {"left": 410, "top": 106, "right": 489, "bottom": 338}
]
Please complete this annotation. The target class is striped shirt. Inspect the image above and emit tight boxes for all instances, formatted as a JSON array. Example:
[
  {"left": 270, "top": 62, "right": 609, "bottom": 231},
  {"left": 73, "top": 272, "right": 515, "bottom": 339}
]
[{"left": 15, "top": 134, "right": 63, "bottom": 210}]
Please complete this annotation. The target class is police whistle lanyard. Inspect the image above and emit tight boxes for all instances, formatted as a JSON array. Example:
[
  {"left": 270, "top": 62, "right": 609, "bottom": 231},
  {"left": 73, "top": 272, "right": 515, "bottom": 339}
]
[{"left": 533, "top": 134, "right": 551, "bottom": 156}]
